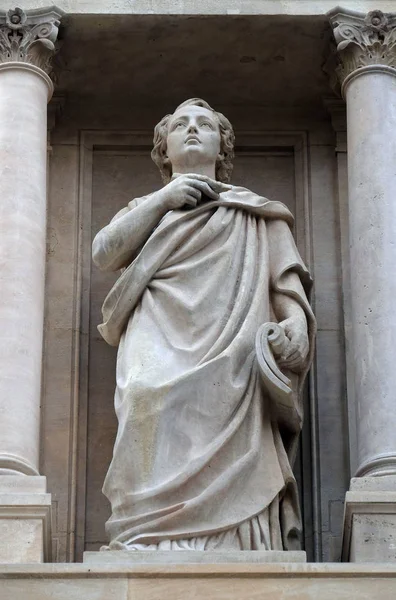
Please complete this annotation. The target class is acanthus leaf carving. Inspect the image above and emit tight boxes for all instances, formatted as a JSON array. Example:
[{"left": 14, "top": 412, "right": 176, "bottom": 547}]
[
  {"left": 0, "top": 6, "right": 63, "bottom": 75},
  {"left": 328, "top": 8, "right": 396, "bottom": 88}
]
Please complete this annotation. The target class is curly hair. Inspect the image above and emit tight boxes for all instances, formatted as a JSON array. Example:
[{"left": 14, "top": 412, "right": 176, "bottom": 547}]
[{"left": 151, "top": 98, "right": 235, "bottom": 184}]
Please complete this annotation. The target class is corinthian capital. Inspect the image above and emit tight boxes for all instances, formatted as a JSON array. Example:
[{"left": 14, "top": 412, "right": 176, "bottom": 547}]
[
  {"left": 0, "top": 6, "right": 63, "bottom": 74},
  {"left": 328, "top": 7, "right": 396, "bottom": 89}
]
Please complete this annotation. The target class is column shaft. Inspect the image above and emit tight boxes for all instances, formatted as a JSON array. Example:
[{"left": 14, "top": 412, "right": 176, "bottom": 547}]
[
  {"left": 0, "top": 64, "right": 52, "bottom": 475},
  {"left": 0, "top": 7, "right": 62, "bottom": 563},
  {"left": 345, "top": 67, "right": 396, "bottom": 476},
  {"left": 329, "top": 7, "right": 396, "bottom": 480}
]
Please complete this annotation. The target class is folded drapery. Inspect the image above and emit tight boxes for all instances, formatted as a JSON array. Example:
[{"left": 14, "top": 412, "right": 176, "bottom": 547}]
[{"left": 95, "top": 185, "right": 316, "bottom": 550}]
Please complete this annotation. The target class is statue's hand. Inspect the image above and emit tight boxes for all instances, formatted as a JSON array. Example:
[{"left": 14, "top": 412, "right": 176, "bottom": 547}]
[
  {"left": 276, "top": 316, "right": 309, "bottom": 373},
  {"left": 157, "top": 174, "right": 231, "bottom": 210}
]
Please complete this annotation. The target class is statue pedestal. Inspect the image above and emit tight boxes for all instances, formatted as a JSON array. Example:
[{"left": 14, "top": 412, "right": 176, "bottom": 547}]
[
  {"left": 83, "top": 550, "right": 306, "bottom": 565},
  {"left": 343, "top": 477, "right": 396, "bottom": 562},
  {"left": 0, "top": 476, "right": 51, "bottom": 563}
]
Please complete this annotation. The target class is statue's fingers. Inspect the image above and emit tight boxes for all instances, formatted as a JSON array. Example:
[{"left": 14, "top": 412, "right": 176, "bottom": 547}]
[
  {"left": 204, "top": 178, "right": 232, "bottom": 193},
  {"left": 185, "top": 174, "right": 232, "bottom": 194},
  {"left": 279, "top": 340, "right": 298, "bottom": 361},
  {"left": 293, "top": 340, "right": 308, "bottom": 361},
  {"left": 184, "top": 194, "right": 198, "bottom": 207},
  {"left": 190, "top": 180, "right": 219, "bottom": 200},
  {"left": 183, "top": 173, "right": 214, "bottom": 185},
  {"left": 285, "top": 359, "right": 304, "bottom": 372},
  {"left": 278, "top": 354, "right": 303, "bottom": 370},
  {"left": 186, "top": 186, "right": 201, "bottom": 200},
  {"left": 283, "top": 348, "right": 300, "bottom": 361},
  {"left": 184, "top": 173, "right": 213, "bottom": 182},
  {"left": 212, "top": 181, "right": 232, "bottom": 193}
]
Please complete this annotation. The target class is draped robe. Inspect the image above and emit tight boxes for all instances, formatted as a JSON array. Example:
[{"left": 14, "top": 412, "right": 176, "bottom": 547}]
[{"left": 94, "top": 185, "right": 316, "bottom": 551}]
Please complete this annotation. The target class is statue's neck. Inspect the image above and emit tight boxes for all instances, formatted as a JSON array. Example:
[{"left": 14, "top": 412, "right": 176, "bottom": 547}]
[{"left": 171, "top": 164, "right": 217, "bottom": 180}]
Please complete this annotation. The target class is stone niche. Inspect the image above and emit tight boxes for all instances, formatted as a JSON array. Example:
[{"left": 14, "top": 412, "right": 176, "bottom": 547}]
[
  {"left": 85, "top": 132, "right": 298, "bottom": 551},
  {"left": 41, "top": 12, "right": 349, "bottom": 564}
]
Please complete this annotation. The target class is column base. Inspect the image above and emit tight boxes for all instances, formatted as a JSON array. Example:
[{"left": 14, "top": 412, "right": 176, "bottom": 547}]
[
  {"left": 0, "top": 476, "right": 51, "bottom": 563},
  {"left": 355, "top": 453, "right": 396, "bottom": 477},
  {"left": 342, "top": 476, "right": 396, "bottom": 562}
]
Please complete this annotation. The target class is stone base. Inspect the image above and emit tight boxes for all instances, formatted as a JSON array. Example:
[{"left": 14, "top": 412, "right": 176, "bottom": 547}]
[
  {"left": 83, "top": 549, "right": 306, "bottom": 564},
  {"left": 0, "top": 476, "right": 51, "bottom": 563},
  {"left": 2, "top": 563, "right": 396, "bottom": 599},
  {"left": 343, "top": 476, "right": 396, "bottom": 562}
]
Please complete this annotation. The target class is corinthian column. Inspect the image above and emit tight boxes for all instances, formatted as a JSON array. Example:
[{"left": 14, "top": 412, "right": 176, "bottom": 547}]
[
  {"left": 329, "top": 7, "right": 396, "bottom": 562},
  {"left": 0, "top": 6, "right": 62, "bottom": 563},
  {"left": 0, "top": 6, "right": 62, "bottom": 477}
]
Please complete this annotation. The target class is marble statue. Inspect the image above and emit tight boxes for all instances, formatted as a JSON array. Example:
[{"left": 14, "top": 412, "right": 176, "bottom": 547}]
[{"left": 92, "top": 98, "right": 316, "bottom": 552}]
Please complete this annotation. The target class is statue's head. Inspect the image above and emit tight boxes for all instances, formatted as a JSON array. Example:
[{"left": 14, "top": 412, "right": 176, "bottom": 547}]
[{"left": 151, "top": 98, "right": 235, "bottom": 184}]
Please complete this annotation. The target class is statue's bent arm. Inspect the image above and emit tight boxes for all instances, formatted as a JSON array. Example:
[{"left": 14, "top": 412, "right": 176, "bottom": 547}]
[
  {"left": 271, "top": 271, "right": 309, "bottom": 372},
  {"left": 271, "top": 271, "right": 307, "bottom": 327},
  {"left": 92, "top": 192, "right": 169, "bottom": 272}
]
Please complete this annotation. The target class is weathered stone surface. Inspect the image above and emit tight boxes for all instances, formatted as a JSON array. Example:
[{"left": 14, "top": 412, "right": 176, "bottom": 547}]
[
  {"left": 343, "top": 477, "right": 396, "bottom": 562},
  {"left": 328, "top": 8, "right": 396, "bottom": 91},
  {"left": 0, "top": 1, "right": 394, "bottom": 16},
  {"left": 0, "top": 6, "right": 63, "bottom": 478},
  {"left": 92, "top": 99, "right": 316, "bottom": 551},
  {"left": 13, "top": 5, "right": 351, "bottom": 562},
  {"left": 0, "top": 476, "right": 51, "bottom": 563},
  {"left": 0, "top": 7, "right": 62, "bottom": 73},
  {"left": 83, "top": 550, "right": 307, "bottom": 564},
  {"left": 326, "top": 8, "right": 396, "bottom": 563},
  {"left": 329, "top": 7, "right": 396, "bottom": 481},
  {"left": 1, "top": 563, "right": 396, "bottom": 599}
]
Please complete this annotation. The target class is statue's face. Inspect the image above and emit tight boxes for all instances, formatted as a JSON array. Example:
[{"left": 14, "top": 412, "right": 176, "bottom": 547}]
[{"left": 166, "top": 105, "right": 221, "bottom": 170}]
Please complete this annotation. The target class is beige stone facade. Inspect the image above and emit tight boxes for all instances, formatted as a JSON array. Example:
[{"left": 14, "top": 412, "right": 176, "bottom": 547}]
[{"left": 0, "top": 0, "right": 396, "bottom": 597}]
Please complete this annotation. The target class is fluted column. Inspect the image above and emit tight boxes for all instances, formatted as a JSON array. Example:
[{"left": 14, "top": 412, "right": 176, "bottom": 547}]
[
  {"left": 329, "top": 8, "right": 396, "bottom": 480},
  {"left": 0, "top": 6, "right": 62, "bottom": 477}
]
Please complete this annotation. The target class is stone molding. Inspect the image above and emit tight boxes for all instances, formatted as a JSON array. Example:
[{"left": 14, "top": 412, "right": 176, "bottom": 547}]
[
  {"left": 3, "top": 562, "right": 396, "bottom": 600},
  {"left": 342, "top": 490, "right": 396, "bottom": 562},
  {"left": 0, "top": 6, "right": 63, "bottom": 75},
  {"left": 0, "top": 452, "right": 40, "bottom": 477},
  {"left": 355, "top": 452, "right": 396, "bottom": 478},
  {"left": 328, "top": 8, "right": 396, "bottom": 95},
  {"left": 0, "top": 476, "right": 52, "bottom": 563},
  {"left": 0, "top": 496, "right": 52, "bottom": 561},
  {"left": 83, "top": 550, "right": 307, "bottom": 565}
]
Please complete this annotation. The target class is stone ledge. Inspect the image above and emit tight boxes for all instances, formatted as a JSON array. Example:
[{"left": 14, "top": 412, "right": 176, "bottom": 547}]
[
  {"left": 0, "top": 476, "right": 47, "bottom": 493},
  {"left": 83, "top": 550, "right": 307, "bottom": 565},
  {"left": 1, "top": 0, "right": 396, "bottom": 17},
  {"left": 1, "top": 563, "right": 396, "bottom": 600},
  {"left": 2, "top": 562, "right": 396, "bottom": 576}
]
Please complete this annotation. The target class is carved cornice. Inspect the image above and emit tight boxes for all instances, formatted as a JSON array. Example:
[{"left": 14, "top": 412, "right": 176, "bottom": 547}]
[
  {"left": 328, "top": 7, "right": 396, "bottom": 92},
  {"left": 0, "top": 6, "right": 63, "bottom": 75}
]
